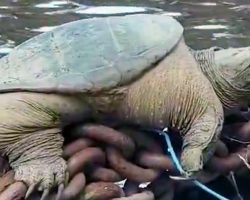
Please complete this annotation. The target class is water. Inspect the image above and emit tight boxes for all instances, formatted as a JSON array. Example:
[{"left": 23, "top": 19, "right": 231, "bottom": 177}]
[{"left": 0, "top": 0, "right": 249, "bottom": 58}]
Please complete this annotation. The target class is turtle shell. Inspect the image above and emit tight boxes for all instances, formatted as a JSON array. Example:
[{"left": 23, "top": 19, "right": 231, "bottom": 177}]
[{"left": 0, "top": 14, "right": 183, "bottom": 93}]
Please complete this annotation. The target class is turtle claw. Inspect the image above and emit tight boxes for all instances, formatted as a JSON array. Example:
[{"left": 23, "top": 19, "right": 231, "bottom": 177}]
[
  {"left": 25, "top": 183, "right": 38, "bottom": 199},
  {"left": 12, "top": 158, "right": 67, "bottom": 200},
  {"left": 40, "top": 189, "right": 49, "bottom": 200},
  {"left": 56, "top": 184, "right": 64, "bottom": 200}
]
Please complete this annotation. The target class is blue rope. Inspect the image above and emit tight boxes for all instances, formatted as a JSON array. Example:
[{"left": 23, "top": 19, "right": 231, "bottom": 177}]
[{"left": 155, "top": 128, "right": 230, "bottom": 200}]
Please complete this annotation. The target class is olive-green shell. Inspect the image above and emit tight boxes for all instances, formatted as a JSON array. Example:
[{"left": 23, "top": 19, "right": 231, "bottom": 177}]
[{"left": 0, "top": 14, "right": 183, "bottom": 93}]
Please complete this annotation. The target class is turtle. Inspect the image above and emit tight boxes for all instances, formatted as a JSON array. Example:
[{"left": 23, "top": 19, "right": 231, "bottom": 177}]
[{"left": 0, "top": 13, "right": 249, "bottom": 198}]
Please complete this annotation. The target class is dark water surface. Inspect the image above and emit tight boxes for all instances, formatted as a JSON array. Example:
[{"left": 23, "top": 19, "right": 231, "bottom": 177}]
[{"left": 0, "top": 0, "right": 249, "bottom": 58}]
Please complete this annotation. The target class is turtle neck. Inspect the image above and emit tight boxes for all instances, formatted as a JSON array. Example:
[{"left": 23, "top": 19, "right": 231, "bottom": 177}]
[{"left": 191, "top": 47, "right": 249, "bottom": 109}]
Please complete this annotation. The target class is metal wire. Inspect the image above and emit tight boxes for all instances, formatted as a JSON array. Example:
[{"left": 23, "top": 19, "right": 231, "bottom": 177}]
[{"left": 154, "top": 128, "right": 230, "bottom": 200}]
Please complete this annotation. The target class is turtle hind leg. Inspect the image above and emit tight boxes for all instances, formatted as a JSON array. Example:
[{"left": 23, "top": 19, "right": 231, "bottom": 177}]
[
  {"left": 5, "top": 128, "right": 68, "bottom": 198},
  {"left": 180, "top": 107, "right": 223, "bottom": 177}
]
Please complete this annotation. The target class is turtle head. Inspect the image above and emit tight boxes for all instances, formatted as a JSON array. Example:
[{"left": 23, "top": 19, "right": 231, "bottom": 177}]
[
  {"left": 214, "top": 47, "right": 250, "bottom": 90},
  {"left": 193, "top": 46, "right": 250, "bottom": 108},
  {"left": 214, "top": 46, "right": 250, "bottom": 107}
]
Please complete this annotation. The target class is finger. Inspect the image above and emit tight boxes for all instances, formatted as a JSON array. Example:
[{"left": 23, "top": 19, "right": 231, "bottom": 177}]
[
  {"left": 0, "top": 182, "right": 27, "bottom": 200},
  {"left": 67, "top": 147, "right": 105, "bottom": 178},
  {"left": 0, "top": 170, "right": 15, "bottom": 193},
  {"left": 106, "top": 147, "right": 160, "bottom": 183},
  {"left": 63, "top": 173, "right": 86, "bottom": 200},
  {"left": 73, "top": 125, "right": 135, "bottom": 158},
  {"left": 63, "top": 138, "right": 95, "bottom": 158},
  {"left": 87, "top": 167, "right": 123, "bottom": 182},
  {"left": 136, "top": 151, "right": 176, "bottom": 173}
]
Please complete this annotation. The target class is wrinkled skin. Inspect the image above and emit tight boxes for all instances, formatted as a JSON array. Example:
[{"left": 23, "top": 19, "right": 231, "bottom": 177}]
[
  {"left": 193, "top": 46, "right": 250, "bottom": 109},
  {"left": 214, "top": 47, "right": 250, "bottom": 92}
]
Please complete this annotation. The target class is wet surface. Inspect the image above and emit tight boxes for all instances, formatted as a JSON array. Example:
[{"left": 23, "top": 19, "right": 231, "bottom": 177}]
[{"left": 0, "top": 0, "right": 249, "bottom": 58}]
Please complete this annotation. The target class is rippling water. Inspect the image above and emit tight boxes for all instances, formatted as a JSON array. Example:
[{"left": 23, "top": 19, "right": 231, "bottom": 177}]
[{"left": 0, "top": 0, "right": 249, "bottom": 58}]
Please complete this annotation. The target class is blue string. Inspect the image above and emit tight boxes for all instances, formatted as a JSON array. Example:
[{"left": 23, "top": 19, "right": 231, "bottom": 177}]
[{"left": 155, "top": 128, "right": 230, "bottom": 200}]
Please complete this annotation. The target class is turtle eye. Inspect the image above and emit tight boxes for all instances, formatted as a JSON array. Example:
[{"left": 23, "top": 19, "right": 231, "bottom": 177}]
[{"left": 213, "top": 46, "right": 223, "bottom": 51}]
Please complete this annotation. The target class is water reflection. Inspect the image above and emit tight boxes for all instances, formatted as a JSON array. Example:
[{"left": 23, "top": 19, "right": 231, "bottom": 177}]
[
  {"left": 192, "top": 24, "right": 228, "bottom": 30},
  {"left": 0, "top": 0, "right": 249, "bottom": 57},
  {"left": 28, "top": 25, "right": 58, "bottom": 32},
  {"left": 180, "top": 1, "right": 217, "bottom": 6},
  {"left": 45, "top": 6, "right": 163, "bottom": 15},
  {"left": 35, "top": 1, "right": 70, "bottom": 8}
]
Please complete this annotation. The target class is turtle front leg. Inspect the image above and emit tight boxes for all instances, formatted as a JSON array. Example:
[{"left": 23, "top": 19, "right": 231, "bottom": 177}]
[
  {"left": 4, "top": 128, "right": 67, "bottom": 199},
  {"left": 180, "top": 107, "right": 223, "bottom": 177},
  {"left": 0, "top": 92, "right": 89, "bottom": 198}
]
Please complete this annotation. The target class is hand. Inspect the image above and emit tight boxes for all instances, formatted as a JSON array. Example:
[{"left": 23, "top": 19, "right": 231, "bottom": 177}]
[{"left": 0, "top": 119, "right": 250, "bottom": 199}]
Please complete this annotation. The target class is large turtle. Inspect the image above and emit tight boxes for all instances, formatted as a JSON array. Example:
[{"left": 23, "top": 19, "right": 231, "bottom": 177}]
[{"left": 0, "top": 14, "right": 249, "bottom": 198}]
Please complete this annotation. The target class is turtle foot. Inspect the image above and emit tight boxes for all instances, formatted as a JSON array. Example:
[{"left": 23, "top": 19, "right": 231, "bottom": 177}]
[{"left": 14, "top": 157, "right": 68, "bottom": 199}]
